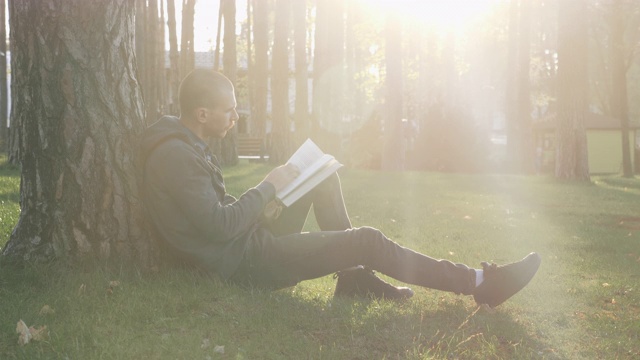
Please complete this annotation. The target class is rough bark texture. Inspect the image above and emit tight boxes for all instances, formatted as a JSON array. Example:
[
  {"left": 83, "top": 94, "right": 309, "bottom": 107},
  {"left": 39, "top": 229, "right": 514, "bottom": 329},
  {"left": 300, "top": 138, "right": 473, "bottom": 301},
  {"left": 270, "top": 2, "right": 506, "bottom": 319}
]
[
  {"left": 2, "top": 0, "right": 153, "bottom": 265},
  {"left": 555, "top": 0, "right": 590, "bottom": 180},
  {"left": 269, "top": 0, "right": 292, "bottom": 164}
]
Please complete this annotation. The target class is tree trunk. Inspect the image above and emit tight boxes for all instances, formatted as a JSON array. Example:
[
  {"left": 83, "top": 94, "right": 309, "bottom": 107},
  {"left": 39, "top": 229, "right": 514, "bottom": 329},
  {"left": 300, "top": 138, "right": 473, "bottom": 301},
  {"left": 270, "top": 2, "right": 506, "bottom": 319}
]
[
  {"left": 381, "top": 11, "right": 404, "bottom": 171},
  {"left": 555, "top": 0, "right": 590, "bottom": 180},
  {"left": 505, "top": 0, "right": 519, "bottom": 172},
  {"left": 146, "top": 0, "right": 159, "bottom": 123},
  {"left": 220, "top": 0, "right": 238, "bottom": 165},
  {"left": 213, "top": 0, "right": 224, "bottom": 71},
  {"left": 180, "top": 0, "right": 196, "bottom": 76},
  {"left": 167, "top": 0, "right": 180, "bottom": 115},
  {"left": 0, "top": 0, "right": 7, "bottom": 153},
  {"left": 252, "top": 0, "right": 268, "bottom": 138},
  {"left": 270, "top": 0, "right": 292, "bottom": 164},
  {"left": 2, "top": 0, "right": 153, "bottom": 264},
  {"left": 292, "top": 0, "right": 309, "bottom": 141},
  {"left": 610, "top": 0, "right": 633, "bottom": 177},
  {"left": 517, "top": 0, "right": 533, "bottom": 173}
]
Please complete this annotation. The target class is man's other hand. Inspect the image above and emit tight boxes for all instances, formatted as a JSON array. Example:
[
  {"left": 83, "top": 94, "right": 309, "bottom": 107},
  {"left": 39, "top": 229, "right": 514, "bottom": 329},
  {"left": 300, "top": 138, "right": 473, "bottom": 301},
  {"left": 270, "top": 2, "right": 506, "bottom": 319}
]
[{"left": 263, "top": 163, "right": 300, "bottom": 193}]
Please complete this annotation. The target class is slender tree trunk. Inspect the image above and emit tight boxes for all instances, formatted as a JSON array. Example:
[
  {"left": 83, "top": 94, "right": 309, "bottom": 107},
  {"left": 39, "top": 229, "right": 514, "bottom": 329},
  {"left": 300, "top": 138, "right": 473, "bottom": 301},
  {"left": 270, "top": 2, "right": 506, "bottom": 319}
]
[
  {"left": 555, "top": 0, "right": 590, "bottom": 180},
  {"left": 7, "top": 0, "right": 18, "bottom": 165},
  {"left": 158, "top": 0, "right": 167, "bottom": 115},
  {"left": 252, "top": 0, "right": 268, "bottom": 138},
  {"left": 270, "top": 0, "right": 292, "bottom": 164},
  {"left": 0, "top": 0, "right": 7, "bottom": 153},
  {"left": 147, "top": 0, "right": 159, "bottom": 123},
  {"left": 2, "top": 0, "right": 152, "bottom": 264},
  {"left": 610, "top": 0, "right": 633, "bottom": 177},
  {"left": 293, "top": 0, "right": 309, "bottom": 142},
  {"left": 381, "top": 11, "right": 404, "bottom": 171},
  {"left": 517, "top": 0, "right": 533, "bottom": 173},
  {"left": 505, "top": 0, "right": 519, "bottom": 172},
  {"left": 213, "top": 0, "right": 224, "bottom": 71},
  {"left": 220, "top": 0, "right": 238, "bottom": 165},
  {"left": 180, "top": 0, "right": 196, "bottom": 76},
  {"left": 167, "top": 0, "right": 180, "bottom": 115},
  {"left": 246, "top": 0, "right": 254, "bottom": 134}
]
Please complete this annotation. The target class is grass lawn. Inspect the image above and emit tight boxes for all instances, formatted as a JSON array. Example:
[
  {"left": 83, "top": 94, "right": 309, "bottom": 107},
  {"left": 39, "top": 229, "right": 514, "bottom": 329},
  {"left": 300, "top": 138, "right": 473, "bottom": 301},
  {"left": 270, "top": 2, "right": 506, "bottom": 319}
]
[{"left": 1, "top": 159, "right": 639, "bottom": 359}]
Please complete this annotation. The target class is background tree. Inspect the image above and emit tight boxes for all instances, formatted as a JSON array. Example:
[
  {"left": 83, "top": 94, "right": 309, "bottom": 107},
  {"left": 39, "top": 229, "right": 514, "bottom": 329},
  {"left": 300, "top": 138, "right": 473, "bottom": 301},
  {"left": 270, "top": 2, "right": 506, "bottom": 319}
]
[
  {"left": 2, "top": 0, "right": 152, "bottom": 263},
  {"left": 269, "top": 0, "right": 292, "bottom": 163},
  {"left": 180, "top": 0, "right": 196, "bottom": 76},
  {"left": 252, "top": 0, "right": 269, "bottom": 139},
  {"left": 167, "top": 0, "right": 180, "bottom": 114},
  {"left": 381, "top": 11, "right": 404, "bottom": 171},
  {"left": 555, "top": 0, "right": 590, "bottom": 180},
  {"left": 220, "top": 0, "right": 239, "bottom": 165},
  {"left": 0, "top": 0, "right": 7, "bottom": 152},
  {"left": 609, "top": 0, "right": 633, "bottom": 177},
  {"left": 293, "top": 0, "right": 309, "bottom": 141}
]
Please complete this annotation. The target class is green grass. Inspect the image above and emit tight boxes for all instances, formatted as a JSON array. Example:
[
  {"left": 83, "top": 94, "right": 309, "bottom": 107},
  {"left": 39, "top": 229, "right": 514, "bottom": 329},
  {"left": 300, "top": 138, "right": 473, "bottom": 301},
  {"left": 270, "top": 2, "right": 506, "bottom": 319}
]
[{"left": 1, "top": 160, "right": 639, "bottom": 359}]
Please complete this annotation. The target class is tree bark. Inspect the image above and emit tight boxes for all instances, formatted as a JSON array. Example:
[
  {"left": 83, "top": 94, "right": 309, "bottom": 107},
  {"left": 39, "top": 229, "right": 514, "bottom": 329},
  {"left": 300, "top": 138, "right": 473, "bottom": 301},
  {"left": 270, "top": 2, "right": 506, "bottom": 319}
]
[
  {"left": 505, "top": 0, "right": 519, "bottom": 172},
  {"left": 270, "top": 0, "right": 292, "bottom": 164},
  {"left": 381, "top": 11, "right": 404, "bottom": 171},
  {"left": 610, "top": 0, "right": 633, "bottom": 177},
  {"left": 292, "top": 0, "right": 309, "bottom": 141},
  {"left": 167, "top": 0, "right": 180, "bottom": 115},
  {"left": 252, "top": 0, "right": 268, "bottom": 138},
  {"left": 180, "top": 0, "right": 196, "bottom": 76},
  {"left": 0, "top": 0, "right": 7, "bottom": 153},
  {"left": 220, "top": 0, "right": 239, "bottom": 165},
  {"left": 2, "top": 0, "right": 152, "bottom": 264},
  {"left": 517, "top": 0, "right": 533, "bottom": 173},
  {"left": 555, "top": 0, "right": 590, "bottom": 180}
]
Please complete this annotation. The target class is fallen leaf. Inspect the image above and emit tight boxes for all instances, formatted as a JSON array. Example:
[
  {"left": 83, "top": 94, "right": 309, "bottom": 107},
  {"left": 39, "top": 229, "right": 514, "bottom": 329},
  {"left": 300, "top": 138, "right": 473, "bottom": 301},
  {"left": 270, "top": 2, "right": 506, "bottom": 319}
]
[
  {"left": 201, "top": 338, "right": 211, "bottom": 349},
  {"left": 448, "top": 251, "right": 455, "bottom": 256},
  {"left": 16, "top": 320, "right": 32, "bottom": 346},
  {"left": 39, "top": 305, "right": 55, "bottom": 315},
  {"left": 109, "top": 280, "right": 120, "bottom": 288},
  {"left": 602, "top": 283, "right": 611, "bottom": 287},
  {"left": 463, "top": 215, "right": 472, "bottom": 220},
  {"left": 78, "top": 283, "right": 86, "bottom": 295},
  {"left": 29, "top": 326, "right": 49, "bottom": 341},
  {"left": 214, "top": 345, "right": 225, "bottom": 354}
]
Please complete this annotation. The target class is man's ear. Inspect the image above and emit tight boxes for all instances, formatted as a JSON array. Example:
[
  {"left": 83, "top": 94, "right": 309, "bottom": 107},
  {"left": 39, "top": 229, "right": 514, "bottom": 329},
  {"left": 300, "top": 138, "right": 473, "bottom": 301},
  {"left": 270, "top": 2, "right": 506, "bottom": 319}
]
[{"left": 194, "top": 107, "right": 208, "bottom": 124}]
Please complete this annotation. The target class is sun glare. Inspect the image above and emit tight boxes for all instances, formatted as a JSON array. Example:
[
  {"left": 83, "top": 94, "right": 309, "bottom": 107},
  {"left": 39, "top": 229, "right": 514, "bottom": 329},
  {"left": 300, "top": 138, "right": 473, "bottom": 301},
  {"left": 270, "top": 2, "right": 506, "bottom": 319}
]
[{"left": 367, "top": 0, "right": 503, "bottom": 34}]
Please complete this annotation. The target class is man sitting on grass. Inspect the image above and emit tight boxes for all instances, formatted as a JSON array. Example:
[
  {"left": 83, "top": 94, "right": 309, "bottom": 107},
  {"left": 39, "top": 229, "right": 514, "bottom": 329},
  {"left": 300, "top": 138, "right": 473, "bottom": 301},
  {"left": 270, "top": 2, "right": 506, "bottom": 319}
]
[{"left": 140, "top": 69, "right": 541, "bottom": 308}]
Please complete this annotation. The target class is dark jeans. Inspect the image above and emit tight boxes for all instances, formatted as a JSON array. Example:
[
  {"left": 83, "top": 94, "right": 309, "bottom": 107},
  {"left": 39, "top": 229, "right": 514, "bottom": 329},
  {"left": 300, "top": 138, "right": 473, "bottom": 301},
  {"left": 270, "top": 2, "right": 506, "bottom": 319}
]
[{"left": 231, "top": 173, "right": 476, "bottom": 295}]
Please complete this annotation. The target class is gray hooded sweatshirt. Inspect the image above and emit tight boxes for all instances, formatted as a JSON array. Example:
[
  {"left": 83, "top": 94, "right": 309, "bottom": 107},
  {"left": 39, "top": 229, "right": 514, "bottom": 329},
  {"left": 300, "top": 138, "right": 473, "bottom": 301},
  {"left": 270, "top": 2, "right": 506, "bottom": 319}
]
[{"left": 140, "top": 116, "right": 275, "bottom": 278}]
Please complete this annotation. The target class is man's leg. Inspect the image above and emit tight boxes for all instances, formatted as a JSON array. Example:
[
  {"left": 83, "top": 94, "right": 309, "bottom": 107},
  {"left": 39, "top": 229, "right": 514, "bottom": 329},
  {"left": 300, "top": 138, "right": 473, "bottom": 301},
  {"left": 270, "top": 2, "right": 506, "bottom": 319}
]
[
  {"left": 267, "top": 173, "right": 352, "bottom": 236},
  {"left": 239, "top": 226, "right": 476, "bottom": 295}
]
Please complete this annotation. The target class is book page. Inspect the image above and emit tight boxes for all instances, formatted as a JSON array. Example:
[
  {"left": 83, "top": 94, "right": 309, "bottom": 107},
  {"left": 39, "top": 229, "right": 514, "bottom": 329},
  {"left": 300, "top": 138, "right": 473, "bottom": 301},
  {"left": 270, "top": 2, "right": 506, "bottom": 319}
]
[
  {"left": 279, "top": 159, "right": 343, "bottom": 207},
  {"left": 285, "top": 139, "right": 324, "bottom": 172},
  {"left": 275, "top": 139, "right": 343, "bottom": 207}
]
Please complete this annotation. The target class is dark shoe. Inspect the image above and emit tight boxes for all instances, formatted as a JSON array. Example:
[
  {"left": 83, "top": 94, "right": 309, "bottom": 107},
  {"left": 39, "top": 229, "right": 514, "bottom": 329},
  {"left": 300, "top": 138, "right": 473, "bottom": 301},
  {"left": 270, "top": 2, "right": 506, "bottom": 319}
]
[
  {"left": 334, "top": 266, "right": 414, "bottom": 301},
  {"left": 473, "top": 252, "right": 541, "bottom": 308}
]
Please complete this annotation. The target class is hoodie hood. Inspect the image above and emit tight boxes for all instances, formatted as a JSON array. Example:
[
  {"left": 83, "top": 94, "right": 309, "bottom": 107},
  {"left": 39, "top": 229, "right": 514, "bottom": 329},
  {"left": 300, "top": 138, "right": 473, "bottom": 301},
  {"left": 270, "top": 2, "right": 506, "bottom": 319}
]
[{"left": 140, "top": 116, "right": 203, "bottom": 165}]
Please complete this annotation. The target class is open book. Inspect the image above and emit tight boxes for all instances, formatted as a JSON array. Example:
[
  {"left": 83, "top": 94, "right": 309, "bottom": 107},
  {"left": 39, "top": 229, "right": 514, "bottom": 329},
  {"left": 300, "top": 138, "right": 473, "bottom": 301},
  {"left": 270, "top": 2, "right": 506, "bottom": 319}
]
[{"left": 276, "top": 139, "right": 343, "bottom": 207}]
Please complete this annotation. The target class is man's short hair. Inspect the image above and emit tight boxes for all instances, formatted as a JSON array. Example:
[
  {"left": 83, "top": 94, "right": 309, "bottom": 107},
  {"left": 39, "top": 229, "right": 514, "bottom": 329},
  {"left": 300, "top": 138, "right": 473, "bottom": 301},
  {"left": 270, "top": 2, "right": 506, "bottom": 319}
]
[{"left": 179, "top": 69, "right": 232, "bottom": 117}]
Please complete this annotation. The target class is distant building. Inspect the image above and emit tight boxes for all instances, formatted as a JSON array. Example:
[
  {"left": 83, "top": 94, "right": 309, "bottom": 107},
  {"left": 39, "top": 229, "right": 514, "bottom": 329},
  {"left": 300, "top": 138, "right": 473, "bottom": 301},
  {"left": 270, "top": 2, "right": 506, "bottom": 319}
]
[{"left": 533, "top": 112, "right": 639, "bottom": 174}]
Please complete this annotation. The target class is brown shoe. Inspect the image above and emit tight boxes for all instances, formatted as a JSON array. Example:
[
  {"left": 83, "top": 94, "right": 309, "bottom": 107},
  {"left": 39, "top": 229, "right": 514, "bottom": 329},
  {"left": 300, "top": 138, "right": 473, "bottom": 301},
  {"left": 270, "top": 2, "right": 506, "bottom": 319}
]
[
  {"left": 473, "top": 252, "right": 541, "bottom": 308},
  {"left": 334, "top": 266, "right": 414, "bottom": 301}
]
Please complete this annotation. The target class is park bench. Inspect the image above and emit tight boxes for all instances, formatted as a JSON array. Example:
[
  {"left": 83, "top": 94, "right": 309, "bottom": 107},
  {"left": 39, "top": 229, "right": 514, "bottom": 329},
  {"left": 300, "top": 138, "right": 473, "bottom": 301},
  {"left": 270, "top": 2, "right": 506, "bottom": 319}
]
[{"left": 237, "top": 135, "right": 268, "bottom": 161}]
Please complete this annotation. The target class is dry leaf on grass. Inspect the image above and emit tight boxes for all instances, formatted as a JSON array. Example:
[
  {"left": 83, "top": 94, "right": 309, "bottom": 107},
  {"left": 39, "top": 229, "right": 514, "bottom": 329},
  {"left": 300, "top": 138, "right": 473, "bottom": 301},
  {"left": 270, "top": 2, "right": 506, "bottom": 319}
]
[
  {"left": 16, "top": 320, "right": 49, "bottom": 345},
  {"left": 16, "top": 320, "right": 31, "bottom": 346},
  {"left": 39, "top": 305, "right": 55, "bottom": 315},
  {"left": 213, "top": 345, "right": 225, "bottom": 354}
]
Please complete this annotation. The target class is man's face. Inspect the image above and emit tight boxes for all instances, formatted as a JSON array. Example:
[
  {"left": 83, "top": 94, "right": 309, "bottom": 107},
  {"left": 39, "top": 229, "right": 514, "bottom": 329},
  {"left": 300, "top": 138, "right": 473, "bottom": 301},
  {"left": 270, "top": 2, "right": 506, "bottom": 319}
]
[{"left": 202, "top": 85, "right": 238, "bottom": 139}]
